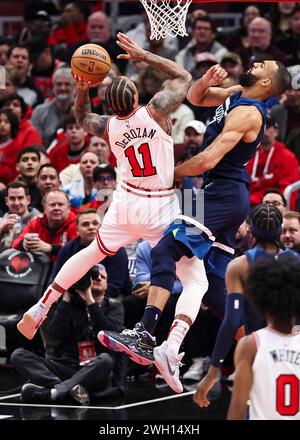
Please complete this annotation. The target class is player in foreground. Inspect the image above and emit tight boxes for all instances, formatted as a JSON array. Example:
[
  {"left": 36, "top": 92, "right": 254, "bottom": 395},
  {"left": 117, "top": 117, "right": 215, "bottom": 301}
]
[
  {"left": 227, "top": 254, "right": 300, "bottom": 420},
  {"left": 99, "top": 60, "right": 292, "bottom": 393},
  {"left": 194, "top": 203, "right": 299, "bottom": 408}
]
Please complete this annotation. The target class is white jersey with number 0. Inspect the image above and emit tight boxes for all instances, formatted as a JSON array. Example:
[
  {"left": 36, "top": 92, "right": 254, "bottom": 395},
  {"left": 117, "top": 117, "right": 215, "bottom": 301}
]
[
  {"left": 107, "top": 106, "right": 174, "bottom": 190},
  {"left": 250, "top": 327, "right": 300, "bottom": 420}
]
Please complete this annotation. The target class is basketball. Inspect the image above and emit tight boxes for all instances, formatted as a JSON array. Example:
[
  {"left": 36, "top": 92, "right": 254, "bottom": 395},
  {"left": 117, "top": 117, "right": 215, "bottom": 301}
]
[{"left": 71, "top": 43, "right": 111, "bottom": 85}]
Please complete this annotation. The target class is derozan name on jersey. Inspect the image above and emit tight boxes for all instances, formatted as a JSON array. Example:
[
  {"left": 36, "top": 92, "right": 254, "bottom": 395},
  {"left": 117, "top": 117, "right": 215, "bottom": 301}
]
[{"left": 115, "top": 128, "right": 156, "bottom": 148}]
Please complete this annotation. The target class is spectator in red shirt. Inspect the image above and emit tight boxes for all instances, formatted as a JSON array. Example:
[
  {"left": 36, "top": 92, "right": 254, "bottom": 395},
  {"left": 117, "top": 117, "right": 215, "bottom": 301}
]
[
  {"left": 247, "top": 115, "right": 300, "bottom": 210},
  {"left": 1, "top": 93, "right": 42, "bottom": 148},
  {"left": 48, "top": 113, "right": 89, "bottom": 173},
  {"left": 0, "top": 108, "right": 22, "bottom": 185},
  {"left": 12, "top": 190, "right": 77, "bottom": 262},
  {"left": 48, "top": 2, "right": 88, "bottom": 52}
]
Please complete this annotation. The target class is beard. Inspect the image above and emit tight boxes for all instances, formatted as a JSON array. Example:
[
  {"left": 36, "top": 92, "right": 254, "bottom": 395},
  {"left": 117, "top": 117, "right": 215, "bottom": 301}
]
[{"left": 239, "top": 72, "right": 259, "bottom": 87}]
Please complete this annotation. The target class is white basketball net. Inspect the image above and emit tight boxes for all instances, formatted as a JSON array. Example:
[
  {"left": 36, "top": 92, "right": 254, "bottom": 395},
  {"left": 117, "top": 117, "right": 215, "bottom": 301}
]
[{"left": 140, "top": 0, "right": 192, "bottom": 40}]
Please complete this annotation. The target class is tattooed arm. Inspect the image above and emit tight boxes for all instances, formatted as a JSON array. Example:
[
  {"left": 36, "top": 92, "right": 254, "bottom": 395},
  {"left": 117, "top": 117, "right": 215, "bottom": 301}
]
[
  {"left": 116, "top": 32, "right": 192, "bottom": 121},
  {"left": 74, "top": 83, "right": 109, "bottom": 142}
]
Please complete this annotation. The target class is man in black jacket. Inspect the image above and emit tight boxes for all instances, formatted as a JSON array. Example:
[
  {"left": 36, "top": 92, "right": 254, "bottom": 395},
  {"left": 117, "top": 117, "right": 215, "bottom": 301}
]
[{"left": 11, "top": 264, "right": 126, "bottom": 404}]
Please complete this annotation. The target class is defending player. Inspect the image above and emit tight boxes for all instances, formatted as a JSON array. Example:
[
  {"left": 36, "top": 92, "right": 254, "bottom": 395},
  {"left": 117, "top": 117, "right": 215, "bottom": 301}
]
[{"left": 227, "top": 253, "right": 300, "bottom": 420}]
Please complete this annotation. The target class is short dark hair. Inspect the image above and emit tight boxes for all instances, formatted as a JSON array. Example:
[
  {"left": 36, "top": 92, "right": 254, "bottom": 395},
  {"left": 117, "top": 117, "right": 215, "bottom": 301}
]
[
  {"left": 192, "top": 15, "right": 217, "bottom": 33},
  {"left": 0, "top": 108, "right": 19, "bottom": 138},
  {"left": 76, "top": 208, "right": 98, "bottom": 225},
  {"left": 1, "top": 93, "right": 28, "bottom": 117},
  {"left": 245, "top": 253, "right": 300, "bottom": 323},
  {"left": 272, "top": 61, "right": 291, "bottom": 96},
  {"left": 93, "top": 164, "right": 116, "bottom": 182},
  {"left": 7, "top": 43, "right": 29, "bottom": 59},
  {"left": 263, "top": 188, "right": 287, "bottom": 207},
  {"left": 5, "top": 181, "right": 29, "bottom": 197},
  {"left": 62, "top": 111, "right": 77, "bottom": 131},
  {"left": 37, "top": 163, "right": 59, "bottom": 179},
  {"left": 105, "top": 77, "right": 135, "bottom": 117},
  {"left": 17, "top": 145, "right": 41, "bottom": 163}
]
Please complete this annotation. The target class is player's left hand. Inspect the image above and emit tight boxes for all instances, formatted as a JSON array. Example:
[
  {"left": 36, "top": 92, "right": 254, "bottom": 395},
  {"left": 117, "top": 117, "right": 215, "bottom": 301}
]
[
  {"left": 202, "top": 65, "right": 228, "bottom": 87},
  {"left": 116, "top": 32, "right": 146, "bottom": 61},
  {"left": 193, "top": 366, "right": 219, "bottom": 408}
]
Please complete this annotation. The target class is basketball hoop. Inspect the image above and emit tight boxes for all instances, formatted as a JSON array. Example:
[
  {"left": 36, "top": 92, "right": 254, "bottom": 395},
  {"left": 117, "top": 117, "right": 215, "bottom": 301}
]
[{"left": 140, "top": 0, "right": 192, "bottom": 40}]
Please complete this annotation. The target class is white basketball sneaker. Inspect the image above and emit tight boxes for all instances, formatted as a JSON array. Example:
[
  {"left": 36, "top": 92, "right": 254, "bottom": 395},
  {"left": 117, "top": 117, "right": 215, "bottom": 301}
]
[
  {"left": 17, "top": 302, "right": 47, "bottom": 340},
  {"left": 154, "top": 341, "right": 184, "bottom": 393}
]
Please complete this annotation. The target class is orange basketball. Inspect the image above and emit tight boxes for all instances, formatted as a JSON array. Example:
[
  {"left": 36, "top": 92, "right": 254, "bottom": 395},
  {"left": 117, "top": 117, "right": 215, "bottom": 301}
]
[{"left": 71, "top": 43, "right": 111, "bottom": 85}]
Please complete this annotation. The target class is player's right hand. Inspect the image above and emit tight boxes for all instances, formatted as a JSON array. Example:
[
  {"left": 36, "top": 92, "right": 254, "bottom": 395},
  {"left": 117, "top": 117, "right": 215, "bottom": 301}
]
[
  {"left": 72, "top": 72, "right": 94, "bottom": 90},
  {"left": 202, "top": 65, "right": 228, "bottom": 87}
]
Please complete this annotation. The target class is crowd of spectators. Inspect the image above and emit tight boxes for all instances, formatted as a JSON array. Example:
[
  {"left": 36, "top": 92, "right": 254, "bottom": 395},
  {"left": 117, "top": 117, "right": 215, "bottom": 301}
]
[{"left": 1, "top": 1, "right": 300, "bottom": 403}]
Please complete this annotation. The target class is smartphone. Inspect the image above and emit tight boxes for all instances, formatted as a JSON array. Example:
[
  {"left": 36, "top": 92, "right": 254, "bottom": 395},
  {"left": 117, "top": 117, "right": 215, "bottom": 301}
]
[{"left": 131, "top": 282, "right": 143, "bottom": 292}]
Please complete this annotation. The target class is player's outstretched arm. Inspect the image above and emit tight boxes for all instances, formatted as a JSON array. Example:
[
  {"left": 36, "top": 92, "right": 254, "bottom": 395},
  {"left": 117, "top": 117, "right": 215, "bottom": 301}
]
[
  {"left": 175, "top": 106, "right": 262, "bottom": 178},
  {"left": 116, "top": 32, "right": 192, "bottom": 116},
  {"left": 187, "top": 65, "right": 242, "bottom": 107},
  {"left": 73, "top": 78, "right": 109, "bottom": 140},
  {"left": 227, "top": 335, "right": 256, "bottom": 420}
]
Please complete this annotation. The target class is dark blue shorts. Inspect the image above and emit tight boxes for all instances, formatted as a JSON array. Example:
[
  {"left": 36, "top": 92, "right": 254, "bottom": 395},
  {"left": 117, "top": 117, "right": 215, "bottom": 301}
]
[{"left": 164, "top": 179, "right": 250, "bottom": 263}]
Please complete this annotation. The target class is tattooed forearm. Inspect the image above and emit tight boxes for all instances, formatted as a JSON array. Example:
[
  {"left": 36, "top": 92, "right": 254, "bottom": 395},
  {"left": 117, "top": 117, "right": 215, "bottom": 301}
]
[
  {"left": 150, "top": 76, "right": 192, "bottom": 115},
  {"left": 74, "top": 88, "right": 91, "bottom": 126},
  {"left": 74, "top": 87, "right": 109, "bottom": 137},
  {"left": 143, "top": 51, "right": 191, "bottom": 82}
]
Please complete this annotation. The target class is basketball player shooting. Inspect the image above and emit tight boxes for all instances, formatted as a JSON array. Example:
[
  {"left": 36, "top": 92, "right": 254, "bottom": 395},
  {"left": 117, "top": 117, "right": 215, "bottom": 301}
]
[
  {"left": 17, "top": 32, "right": 222, "bottom": 340},
  {"left": 99, "top": 60, "right": 292, "bottom": 394}
]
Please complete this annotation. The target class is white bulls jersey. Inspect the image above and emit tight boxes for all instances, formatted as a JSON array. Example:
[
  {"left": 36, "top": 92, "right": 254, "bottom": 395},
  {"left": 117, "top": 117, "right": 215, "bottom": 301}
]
[
  {"left": 107, "top": 106, "right": 174, "bottom": 191},
  {"left": 250, "top": 327, "right": 300, "bottom": 420}
]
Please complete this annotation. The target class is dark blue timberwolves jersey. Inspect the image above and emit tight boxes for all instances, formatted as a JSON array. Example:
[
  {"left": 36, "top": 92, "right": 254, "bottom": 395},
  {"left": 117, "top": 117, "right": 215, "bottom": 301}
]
[
  {"left": 245, "top": 246, "right": 299, "bottom": 264},
  {"left": 202, "top": 92, "right": 267, "bottom": 185}
]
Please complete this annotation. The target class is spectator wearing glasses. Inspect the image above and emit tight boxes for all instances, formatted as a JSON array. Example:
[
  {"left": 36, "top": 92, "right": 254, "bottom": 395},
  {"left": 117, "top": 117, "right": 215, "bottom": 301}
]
[
  {"left": 81, "top": 164, "right": 117, "bottom": 215},
  {"left": 280, "top": 211, "right": 300, "bottom": 253},
  {"left": 246, "top": 116, "right": 299, "bottom": 210},
  {"left": 262, "top": 188, "right": 287, "bottom": 215}
]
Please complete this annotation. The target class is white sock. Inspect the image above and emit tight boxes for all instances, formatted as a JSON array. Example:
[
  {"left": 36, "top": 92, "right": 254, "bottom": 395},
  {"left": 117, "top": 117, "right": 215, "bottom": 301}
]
[
  {"left": 39, "top": 238, "right": 107, "bottom": 313},
  {"left": 167, "top": 319, "right": 190, "bottom": 356},
  {"left": 50, "top": 388, "right": 58, "bottom": 401}
]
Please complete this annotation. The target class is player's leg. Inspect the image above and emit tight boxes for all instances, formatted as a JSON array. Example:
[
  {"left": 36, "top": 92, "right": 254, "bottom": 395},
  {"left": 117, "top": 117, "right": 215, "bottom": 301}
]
[
  {"left": 154, "top": 255, "right": 208, "bottom": 392},
  {"left": 98, "top": 232, "right": 193, "bottom": 366},
  {"left": 18, "top": 205, "right": 137, "bottom": 340}
]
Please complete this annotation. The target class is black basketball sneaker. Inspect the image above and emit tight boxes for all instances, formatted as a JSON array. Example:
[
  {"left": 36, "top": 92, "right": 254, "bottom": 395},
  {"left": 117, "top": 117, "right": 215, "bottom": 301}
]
[{"left": 98, "top": 322, "right": 156, "bottom": 365}]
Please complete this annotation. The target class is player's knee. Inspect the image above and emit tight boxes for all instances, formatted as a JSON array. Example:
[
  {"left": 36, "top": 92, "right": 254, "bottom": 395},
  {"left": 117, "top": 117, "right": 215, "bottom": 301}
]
[{"left": 151, "top": 240, "right": 176, "bottom": 274}]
